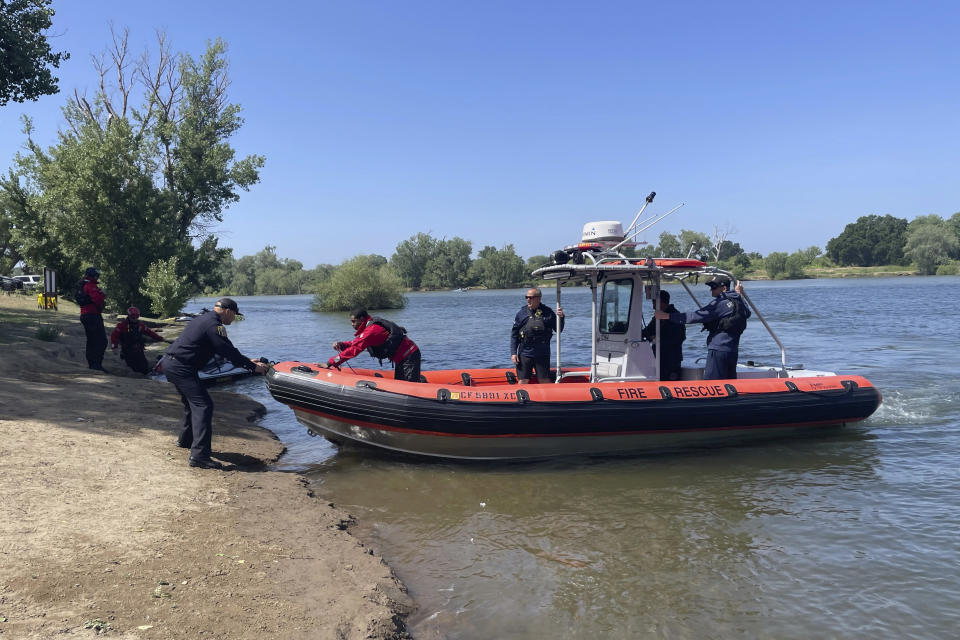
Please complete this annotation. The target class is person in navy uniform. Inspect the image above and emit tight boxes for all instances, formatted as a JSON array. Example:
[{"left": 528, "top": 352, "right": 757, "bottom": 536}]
[
  {"left": 510, "top": 287, "right": 564, "bottom": 384},
  {"left": 163, "top": 298, "right": 268, "bottom": 469},
  {"left": 655, "top": 276, "right": 750, "bottom": 380},
  {"left": 641, "top": 289, "right": 686, "bottom": 381}
]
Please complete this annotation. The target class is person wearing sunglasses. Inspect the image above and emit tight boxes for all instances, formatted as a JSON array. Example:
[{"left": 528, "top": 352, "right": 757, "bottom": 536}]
[{"left": 510, "top": 288, "right": 564, "bottom": 384}]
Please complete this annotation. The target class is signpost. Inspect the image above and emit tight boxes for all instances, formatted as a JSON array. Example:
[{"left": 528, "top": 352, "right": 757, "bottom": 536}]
[{"left": 41, "top": 267, "right": 58, "bottom": 310}]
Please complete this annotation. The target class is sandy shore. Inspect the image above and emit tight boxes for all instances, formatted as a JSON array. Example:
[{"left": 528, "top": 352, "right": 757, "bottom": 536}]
[{"left": 0, "top": 295, "right": 412, "bottom": 639}]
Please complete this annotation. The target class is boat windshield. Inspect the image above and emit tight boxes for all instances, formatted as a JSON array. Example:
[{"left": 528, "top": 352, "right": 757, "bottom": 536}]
[{"left": 599, "top": 279, "right": 633, "bottom": 334}]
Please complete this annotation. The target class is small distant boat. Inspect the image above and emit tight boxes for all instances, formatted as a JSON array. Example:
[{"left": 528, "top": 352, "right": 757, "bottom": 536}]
[{"left": 452, "top": 288, "right": 465, "bottom": 293}]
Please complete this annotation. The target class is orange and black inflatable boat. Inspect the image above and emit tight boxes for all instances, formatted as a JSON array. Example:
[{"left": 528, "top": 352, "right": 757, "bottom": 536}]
[
  {"left": 266, "top": 206, "right": 882, "bottom": 460},
  {"left": 265, "top": 364, "right": 881, "bottom": 460}
]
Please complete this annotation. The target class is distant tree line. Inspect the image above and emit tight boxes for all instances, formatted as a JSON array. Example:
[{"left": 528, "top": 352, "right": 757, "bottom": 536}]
[{"left": 825, "top": 213, "right": 960, "bottom": 275}]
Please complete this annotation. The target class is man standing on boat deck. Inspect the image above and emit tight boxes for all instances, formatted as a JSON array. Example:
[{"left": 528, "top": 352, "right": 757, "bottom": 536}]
[
  {"left": 511, "top": 287, "right": 564, "bottom": 384},
  {"left": 320, "top": 308, "right": 422, "bottom": 382},
  {"left": 642, "top": 289, "right": 686, "bottom": 381},
  {"left": 655, "top": 277, "right": 749, "bottom": 380},
  {"left": 162, "top": 298, "right": 268, "bottom": 470}
]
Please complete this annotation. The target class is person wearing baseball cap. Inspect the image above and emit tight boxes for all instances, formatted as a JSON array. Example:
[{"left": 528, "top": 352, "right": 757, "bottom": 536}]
[
  {"left": 162, "top": 298, "right": 267, "bottom": 469},
  {"left": 655, "top": 276, "right": 751, "bottom": 380}
]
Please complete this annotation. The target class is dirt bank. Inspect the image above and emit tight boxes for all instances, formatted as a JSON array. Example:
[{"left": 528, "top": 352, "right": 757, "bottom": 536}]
[{"left": 0, "top": 295, "right": 412, "bottom": 639}]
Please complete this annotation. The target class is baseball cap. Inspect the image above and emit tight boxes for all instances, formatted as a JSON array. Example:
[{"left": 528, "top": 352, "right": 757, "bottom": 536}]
[
  {"left": 705, "top": 276, "right": 730, "bottom": 289},
  {"left": 215, "top": 297, "right": 243, "bottom": 316}
]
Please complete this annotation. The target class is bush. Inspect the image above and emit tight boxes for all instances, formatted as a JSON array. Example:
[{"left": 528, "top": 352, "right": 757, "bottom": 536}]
[
  {"left": 312, "top": 255, "right": 406, "bottom": 312},
  {"left": 141, "top": 257, "right": 192, "bottom": 317},
  {"left": 35, "top": 323, "right": 61, "bottom": 341},
  {"left": 936, "top": 262, "right": 960, "bottom": 276},
  {"left": 764, "top": 252, "right": 788, "bottom": 279}
]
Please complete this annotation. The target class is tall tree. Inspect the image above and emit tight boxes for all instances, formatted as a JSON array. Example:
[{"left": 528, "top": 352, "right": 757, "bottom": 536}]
[
  {"left": 391, "top": 232, "right": 437, "bottom": 289},
  {"left": 1, "top": 30, "right": 262, "bottom": 310},
  {"left": 471, "top": 245, "right": 526, "bottom": 289},
  {"left": 825, "top": 214, "right": 908, "bottom": 266},
  {"left": 903, "top": 216, "right": 959, "bottom": 275},
  {"left": 422, "top": 237, "right": 472, "bottom": 289},
  {"left": 0, "top": 0, "right": 70, "bottom": 105},
  {"left": 677, "top": 229, "right": 713, "bottom": 262}
]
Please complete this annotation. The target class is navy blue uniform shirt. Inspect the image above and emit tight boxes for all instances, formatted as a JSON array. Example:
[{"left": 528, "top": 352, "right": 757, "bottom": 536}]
[
  {"left": 510, "top": 304, "right": 564, "bottom": 359},
  {"left": 668, "top": 291, "right": 750, "bottom": 353},
  {"left": 165, "top": 310, "right": 256, "bottom": 371}
]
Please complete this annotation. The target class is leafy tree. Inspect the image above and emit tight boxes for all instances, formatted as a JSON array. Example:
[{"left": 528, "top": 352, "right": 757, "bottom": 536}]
[
  {"left": 903, "top": 220, "right": 959, "bottom": 275},
  {"left": 305, "top": 264, "right": 334, "bottom": 292},
  {"left": 0, "top": 0, "right": 70, "bottom": 105},
  {"left": 784, "top": 253, "right": 806, "bottom": 279},
  {"left": 765, "top": 251, "right": 788, "bottom": 279},
  {"left": 391, "top": 232, "right": 437, "bottom": 288},
  {"left": 649, "top": 231, "right": 682, "bottom": 258},
  {"left": 471, "top": 244, "right": 526, "bottom": 289},
  {"left": 947, "top": 212, "right": 960, "bottom": 240},
  {"left": 0, "top": 31, "right": 262, "bottom": 309},
  {"left": 422, "top": 237, "right": 472, "bottom": 289},
  {"left": 312, "top": 255, "right": 406, "bottom": 311},
  {"left": 141, "top": 256, "right": 191, "bottom": 317},
  {"left": 525, "top": 254, "right": 552, "bottom": 274},
  {"left": 825, "top": 214, "right": 908, "bottom": 266},
  {"left": 225, "top": 254, "right": 257, "bottom": 295},
  {"left": 677, "top": 229, "right": 713, "bottom": 262},
  {"left": 731, "top": 253, "right": 752, "bottom": 270},
  {"left": 179, "top": 234, "right": 230, "bottom": 294},
  {"left": 0, "top": 190, "right": 22, "bottom": 273},
  {"left": 795, "top": 246, "right": 822, "bottom": 266},
  {"left": 360, "top": 254, "right": 388, "bottom": 269},
  {"left": 716, "top": 240, "right": 744, "bottom": 261},
  {"left": 6, "top": 114, "right": 172, "bottom": 309}
]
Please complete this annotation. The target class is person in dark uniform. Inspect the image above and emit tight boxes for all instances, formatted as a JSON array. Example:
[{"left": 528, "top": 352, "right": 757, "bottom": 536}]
[
  {"left": 162, "top": 298, "right": 268, "bottom": 469},
  {"left": 641, "top": 289, "right": 686, "bottom": 381},
  {"left": 655, "top": 276, "right": 750, "bottom": 380},
  {"left": 78, "top": 267, "right": 108, "bottom": 371},
  {"left": 110, "top": 306, "right": 169, "bottom": 374},
  {"left": 510, "top": 287, "right": 564, "bottom": 384},
  {"left": 318, "top": 308, "right": 422, "bottom": 382}
]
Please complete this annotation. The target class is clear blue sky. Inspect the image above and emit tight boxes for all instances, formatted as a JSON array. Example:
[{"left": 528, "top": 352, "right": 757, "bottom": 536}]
[{"left": 2, "top": 1, "right": 958, "bottom": 267}]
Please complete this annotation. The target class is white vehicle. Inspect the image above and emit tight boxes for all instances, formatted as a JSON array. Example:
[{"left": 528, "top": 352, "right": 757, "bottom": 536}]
[{"left": 14, "top": 275, "right": 42, "bottom": 289}]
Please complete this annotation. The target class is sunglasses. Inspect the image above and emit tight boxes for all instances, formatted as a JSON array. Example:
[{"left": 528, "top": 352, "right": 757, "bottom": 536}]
[{"left": 525, "top": 295, "right": 541, "bottom": 299}]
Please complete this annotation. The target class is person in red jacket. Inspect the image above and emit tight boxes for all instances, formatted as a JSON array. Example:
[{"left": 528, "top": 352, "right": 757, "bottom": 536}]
[
  {"left": 78, "top": 267, "right": 108, "bottom": 371},
  {"left": 111, "top": 306, "right": 168, "bottom": 374},
  {"left": 319, "top": 308, "right": 422, "bottom": 382}
]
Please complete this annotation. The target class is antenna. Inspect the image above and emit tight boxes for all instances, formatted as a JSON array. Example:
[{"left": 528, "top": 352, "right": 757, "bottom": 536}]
[{"left": 610, "top": 192, "right": 655, "bottom": 253}]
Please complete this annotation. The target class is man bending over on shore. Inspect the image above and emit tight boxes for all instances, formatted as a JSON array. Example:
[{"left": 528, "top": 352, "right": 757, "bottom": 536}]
[{"left": 162, "top": 298, "right": 268, "bottom": 470}]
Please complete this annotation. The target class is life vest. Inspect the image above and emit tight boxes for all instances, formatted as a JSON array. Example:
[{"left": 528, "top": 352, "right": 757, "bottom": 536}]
[
  {"left": 704, "top": 295, "right": 748, "bottom": 336},
  {"left": 366, "top": 317, "right": 407, "bottom": 363},
  {"left": 75, "top": 279, "right": 93, "bottom": 306},
  {"left": 519, "top": 309, "right": 550, "bottom": 345},
  {"left": 119, "top": 321, "right": 147, "bottom": 350}
]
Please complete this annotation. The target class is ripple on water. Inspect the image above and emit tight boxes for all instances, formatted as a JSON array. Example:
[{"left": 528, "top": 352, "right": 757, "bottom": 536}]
[{"left": 189, "top": 280, "right": 960, "bottom": 639}]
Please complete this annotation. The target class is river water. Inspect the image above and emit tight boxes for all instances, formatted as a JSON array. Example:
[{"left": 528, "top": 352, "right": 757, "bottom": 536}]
[{"left": 186, "top": 276, "right": 960, "bottom": 639}]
